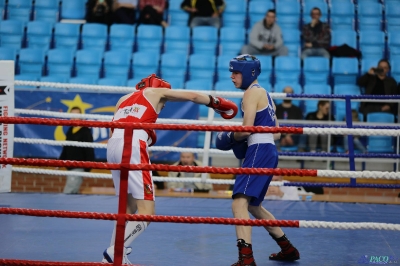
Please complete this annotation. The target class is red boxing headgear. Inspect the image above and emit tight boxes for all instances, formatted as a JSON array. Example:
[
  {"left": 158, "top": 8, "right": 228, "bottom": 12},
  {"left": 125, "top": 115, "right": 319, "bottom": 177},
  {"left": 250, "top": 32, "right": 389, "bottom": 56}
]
[{"left": 136, "top": 74, "right": 171, "bottom": 90}]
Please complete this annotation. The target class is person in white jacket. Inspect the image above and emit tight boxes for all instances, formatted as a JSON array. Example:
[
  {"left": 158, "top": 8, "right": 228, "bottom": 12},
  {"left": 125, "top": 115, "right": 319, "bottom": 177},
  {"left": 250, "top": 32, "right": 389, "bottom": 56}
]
[
  {"left": 241, "top": 9, "right": 288, "bottom": 56},
  {"left": 265, "top": 175, "right": 300, "bottom": 201}
]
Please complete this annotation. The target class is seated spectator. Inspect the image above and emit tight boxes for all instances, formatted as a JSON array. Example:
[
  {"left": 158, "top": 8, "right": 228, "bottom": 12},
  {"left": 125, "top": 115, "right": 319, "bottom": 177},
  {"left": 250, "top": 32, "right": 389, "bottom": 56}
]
[
  {"left": 113, "top": 0, "right": 137, "bottom": 24},
  {"left": 138, "top": 0, "right": 168, "bottom": 27},
  {"left": 305, "top": 100, "right": 334, "bottom": 152},
  {"left": 167, "top": 152, "right": 213, "bottom": 191},
  {"left": 301, "top": 7, "right": 331, "bottom": 59},
  {"left": 181, "top": 0, "right": 225, "bottom": 28},
  {"left": 86, "top": 0, "right": 113, "bottom": 25},
  {"left": 241, "top": 9, "right": 288, "bottom": 56},
  {"left": 357, "top": 59, "right": 399, "bottom": 121},
  {"left": 343, "top": 110, "right": 367, "bottom": 153},
  {"left": 275, "top": 86, "right": 303, "bottom": 150},
  {"left": 264, "top": 175, "right": 300, "bottom": 201}
]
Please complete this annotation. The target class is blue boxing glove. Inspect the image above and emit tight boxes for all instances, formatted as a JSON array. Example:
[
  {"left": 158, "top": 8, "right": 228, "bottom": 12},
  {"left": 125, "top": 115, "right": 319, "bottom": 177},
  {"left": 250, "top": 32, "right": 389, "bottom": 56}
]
[{"left": 216, "top": 132, "right": 248, "bottom": 159}]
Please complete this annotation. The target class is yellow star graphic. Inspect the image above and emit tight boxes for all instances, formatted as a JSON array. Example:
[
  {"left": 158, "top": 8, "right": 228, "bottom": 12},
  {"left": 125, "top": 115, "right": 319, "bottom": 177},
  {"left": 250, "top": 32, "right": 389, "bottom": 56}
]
[{"left": 61, "top": 95, "right": 93, "bottom": 113}]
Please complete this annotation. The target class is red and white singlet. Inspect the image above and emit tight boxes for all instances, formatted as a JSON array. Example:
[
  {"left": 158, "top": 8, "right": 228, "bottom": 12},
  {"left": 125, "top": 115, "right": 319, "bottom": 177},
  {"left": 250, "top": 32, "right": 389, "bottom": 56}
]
[{"left": 107, "top": 90, "right": 158, "bottom": 200}]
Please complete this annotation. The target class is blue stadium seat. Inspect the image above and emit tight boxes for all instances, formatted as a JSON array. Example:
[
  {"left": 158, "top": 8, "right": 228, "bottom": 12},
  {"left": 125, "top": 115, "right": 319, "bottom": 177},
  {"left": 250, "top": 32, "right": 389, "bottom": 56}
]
[
  {"left": 26, "top": 21, "right": 52, "bottom": 51},
  {"left": 54, "top": 22, "right": 80, "bottom": 52},
  {"left": 391, "top": 56, "right": 400, "bottom": 82},
  {"left": 168, "top": 77, "right": 184, "bottom": 89},
  {"left": 219, "top": 27, "right": 245, "bottom": 55},
  {"left": 98, "top": 77, "right": 127, "bottom": 86},
  {"left": 330, "top": 1, "right": 355, "bottom": 30},
  {"left": 81, "top": 23, "right": 108, "bottom": 52},
  {"left": 214, "top": 80, "right": 236, "bottom": 92},
  {"left": 0, "top": 21, "right": 24, "bottom": 51},
  {"left": 61, "top": 0, "right": 86, "bottom": 20},
  {"left": 75, "top": 50, "right": 103, "bottom": 79},
  {"left": 359, "top": 31, "right": 385, "bottom": 58},
  {"left": 109, "top": 24, "right": 135, "bottom": 53},
  {"left": 39, "top": 76, "right": 69, "bottom": 91},
  {"left": 274, "top": 82, "right": 301, "bottom": 106},
  {"left": 0, "top": 35, "right": 23, "bottom": 52},
  {"left": 360, "top": 57, "right": 381, "bottom": 74},
  {"left": 192, "top": 26, "right": 218, "bottom": 55},
  {"left": 189, "top": 54, "right": 216, "bottom": 82},
  {"left": 388, "top": 32, "right": 400, "bottom": 58},
  {"left": 357, "top": 2, "right": 382, "bottom": 31},
  {"left": 7, "top": 0, "right": 32, "bottom": 23},
  {"left": 46, "top": 48, "right": 74, "bottom": 78},
  {"left": 168, "top": 0, "right": 189, "bottom": 26},
  {"left": 34, "top": 0, "right": 59, "bottom": 22},
  {"left": 222, "top": 0, "right": 246, "bottom": 27},
  {"left": 257, "top": 55, "right": 272, "bottom": 83},
  {"left": 68, "top": 76, "right": 98, "bottom": 92},
  {"left": 303, "top": 57, "right": 329, "bottom": 84},
  {"left": 164, "top": 25, "right": 190, "bottom": 54},
  {"left": 127, "top": 78, "right": 141, "bottom": 87},
  {"left": 333, "top": 84, "right": 360, "bottom": 120},
  {"left": 331, "top": 30, "right": 357, "bottom": 49},
  {"left": 367, "top": 113, "right": 395, "bottom": 153},
  {"left": 103, "top": 50, "right": 131, "bottom": 80},
  {"left": 275, "top": 0, "right": 300, "bottom": 29},
  {"left": 132, "top": 51, "right": 160, "bottom": 78},
  {"left": 18, "top": 48, "right": 45, "bottom": 79},
  {"left": 303, "top": 84, "right": 331, "bottom": 115},
  {"left": 274, "top": 56, "right": 301, "bottom": 84},
  {"left": 0, "top": 47, "right": 17, "bottom": 60},
  {"left": 385, "top": 3, "right": 400, "bottom": 32},
  {"left": 160, "top": 53, "right": 187, "bottom": 83},
  {"left": 136, "top": 25, "right": 163, "bottom": 52},
  {"left": 303, "top": 0, "right": 328, "bottom": 24},
  {"left": 248, "top": 1, "right": 274, "bottom": 28},
  {"left": 216, "top": 54, "right": 233, "bottom": 81},
  {"left": 281, "top": 28, "right": 300, "bottom": 57},
  {"left": 332, "top": 58, "right": 359, "bottom": 85}
]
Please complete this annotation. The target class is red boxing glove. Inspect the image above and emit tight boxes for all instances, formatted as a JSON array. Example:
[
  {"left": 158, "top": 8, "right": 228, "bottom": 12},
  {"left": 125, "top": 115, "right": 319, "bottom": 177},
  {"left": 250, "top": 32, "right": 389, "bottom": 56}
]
[
  {"left": 136, "top": 74, "right": 171, "bottom": 90},
  {"left": 206, "top": 96, "right": 238, "bottom": 119},
  {"left": 145, "top": 129, "right": 157, "bottom": 146}
]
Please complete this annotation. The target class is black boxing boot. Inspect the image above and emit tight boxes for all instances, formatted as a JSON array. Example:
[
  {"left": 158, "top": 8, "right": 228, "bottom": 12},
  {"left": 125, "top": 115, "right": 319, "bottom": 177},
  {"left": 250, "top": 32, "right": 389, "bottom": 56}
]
[
  {"left": 269, "top": 234, "right": 300, "bottom": 261},
  {"left": 231, "top": 239, "right": 257, "bottom": 266}
]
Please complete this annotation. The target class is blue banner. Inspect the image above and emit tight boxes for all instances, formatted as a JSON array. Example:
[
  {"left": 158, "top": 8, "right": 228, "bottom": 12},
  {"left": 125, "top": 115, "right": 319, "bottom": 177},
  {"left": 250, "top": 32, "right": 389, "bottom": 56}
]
[{"left": 15, "top": 91, "right": 199, "bottom": 162}]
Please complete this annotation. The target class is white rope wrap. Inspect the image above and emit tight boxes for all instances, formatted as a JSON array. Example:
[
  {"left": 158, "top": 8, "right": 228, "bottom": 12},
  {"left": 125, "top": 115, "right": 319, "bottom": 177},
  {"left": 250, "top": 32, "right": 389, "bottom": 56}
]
[
  {"left": 303, "top": 127, "right": 400, "bottom": 136},
  {"left": 299, "top": 221, "right": 400, "bottom": 230},
  {"left": 12, "top": 167, "right": 294, "bottom": 185},
  {"left": 317, "top": 170, "right": 400, "bottom": 179}
]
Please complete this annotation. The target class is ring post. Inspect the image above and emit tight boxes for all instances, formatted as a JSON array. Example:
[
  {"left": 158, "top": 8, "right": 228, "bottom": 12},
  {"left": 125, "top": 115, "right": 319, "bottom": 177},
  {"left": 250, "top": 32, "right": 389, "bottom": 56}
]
[
  {"left": 0, "top": 60, "right": 14, "bottom": 193},
  {"left": 345, "top": 96, "right": 356, "bottom": 186}
]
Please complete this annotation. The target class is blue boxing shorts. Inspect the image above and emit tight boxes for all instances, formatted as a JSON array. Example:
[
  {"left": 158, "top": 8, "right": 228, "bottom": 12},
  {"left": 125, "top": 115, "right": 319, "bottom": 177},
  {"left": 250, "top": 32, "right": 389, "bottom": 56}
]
[{"left": 233, "top": 143, "right": 278, "bottom": 206}]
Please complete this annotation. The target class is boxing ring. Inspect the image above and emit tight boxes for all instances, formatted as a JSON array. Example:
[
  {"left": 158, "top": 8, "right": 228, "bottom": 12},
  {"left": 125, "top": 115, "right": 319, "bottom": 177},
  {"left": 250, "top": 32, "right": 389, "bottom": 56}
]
[{"left": 0, "top": 79, "right": 400, "bottom": 266}]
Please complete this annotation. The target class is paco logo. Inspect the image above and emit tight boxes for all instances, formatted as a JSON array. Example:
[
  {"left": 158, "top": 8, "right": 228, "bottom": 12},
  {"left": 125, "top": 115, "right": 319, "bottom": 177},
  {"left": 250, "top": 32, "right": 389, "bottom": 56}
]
[{"left": 358, "top": 255, "right": 399, "bottom": 264}]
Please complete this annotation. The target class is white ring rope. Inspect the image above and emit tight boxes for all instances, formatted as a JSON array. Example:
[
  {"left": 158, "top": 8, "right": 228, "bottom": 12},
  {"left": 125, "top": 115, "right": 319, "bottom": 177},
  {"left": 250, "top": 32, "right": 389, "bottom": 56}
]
[
  {"left": 299, "top": 221, "right": 400, "bottom": 230},
  {"left": 11, "top": 166, "right": 400, "bottom": 180}
]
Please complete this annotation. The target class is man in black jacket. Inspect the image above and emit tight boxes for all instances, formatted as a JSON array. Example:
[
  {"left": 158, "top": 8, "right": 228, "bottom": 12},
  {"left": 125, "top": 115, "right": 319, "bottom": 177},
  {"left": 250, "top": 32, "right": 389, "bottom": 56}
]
[
  {"left": 60, "top": 107, "right": 95, "bottom": 194},
  {"left": 181, "top": 0, "right": 225, "bottom": 28}
]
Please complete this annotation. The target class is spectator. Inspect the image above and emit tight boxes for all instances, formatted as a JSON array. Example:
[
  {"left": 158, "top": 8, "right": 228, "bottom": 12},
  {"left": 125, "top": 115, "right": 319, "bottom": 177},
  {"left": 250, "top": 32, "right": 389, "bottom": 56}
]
[
  {"left": 167, "top": 152, "right": 213, "bottom": 191},
  {"left": 357, "top": 59, "right": 399, "bottom": 120},
  {"left": 86, "top": 0, "right": 113, "bottom": 25},
  {"left": 265, "top": 175, "right": 300, "bottom": 201},
  {"left": 301, "top": 7, "right": 331, "bottom": 59},
  {"left": 241, "top": 9, "right": 288, "bottom": 56},
  {"left": 138, "top": 0, "right": 168, "bottom": 27},
  {"left": 343, "top": 110, "right": 367, "bottom": 153},
  {"left": 305, "top": 100, "right": 334, "bottom": 152},
  {"left": 181, "top": 0, "right": 225, "bottom": 28},
  {"left": 113, "top": 0, "right": 138, "bottom": 24},
  {"left": 275, "top": 86, "right": 303, "bottom": 150},
  {"left": 60, "top": 107, "right": 95, "bottom": 194}
]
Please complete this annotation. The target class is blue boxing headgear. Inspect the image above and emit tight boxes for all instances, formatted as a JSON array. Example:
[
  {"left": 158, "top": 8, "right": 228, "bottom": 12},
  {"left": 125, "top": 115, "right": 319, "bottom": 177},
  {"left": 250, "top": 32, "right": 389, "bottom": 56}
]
[{"left": 229, "top": 54, "right": 261, "bottom": 90}]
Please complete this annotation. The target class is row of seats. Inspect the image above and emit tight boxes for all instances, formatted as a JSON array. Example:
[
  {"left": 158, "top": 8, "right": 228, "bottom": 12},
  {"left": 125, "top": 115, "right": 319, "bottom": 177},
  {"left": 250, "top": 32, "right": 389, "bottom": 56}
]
[
  {"left": 168, "top": 0, "right": 400, "bottom": 32},
  {"left": 2, "top": 20, "right": 400, "bottom": 61}
]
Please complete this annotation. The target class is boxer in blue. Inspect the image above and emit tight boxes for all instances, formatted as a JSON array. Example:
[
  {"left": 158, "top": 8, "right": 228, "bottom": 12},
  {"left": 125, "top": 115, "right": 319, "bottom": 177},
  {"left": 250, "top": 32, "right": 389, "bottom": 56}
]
[{"left": 216, "top": 54, "right": 300, "bottom": 266}]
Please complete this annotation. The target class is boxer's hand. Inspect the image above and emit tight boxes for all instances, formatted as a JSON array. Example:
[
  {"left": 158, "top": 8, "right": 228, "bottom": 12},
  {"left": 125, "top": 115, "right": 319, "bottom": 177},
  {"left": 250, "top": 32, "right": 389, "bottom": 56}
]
[
  {"left": 136, "top": 74, "right": 171, "bottom": 90},
  {"left": 206, "top": 96, "right": 238, "bottom": 119}
]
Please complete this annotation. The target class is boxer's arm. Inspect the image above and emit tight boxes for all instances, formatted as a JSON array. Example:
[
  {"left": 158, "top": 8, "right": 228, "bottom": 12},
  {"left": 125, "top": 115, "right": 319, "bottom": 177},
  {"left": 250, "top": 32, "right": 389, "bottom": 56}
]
[{"left": 234, "top": 90, "right": 257, "bottom": 141}]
